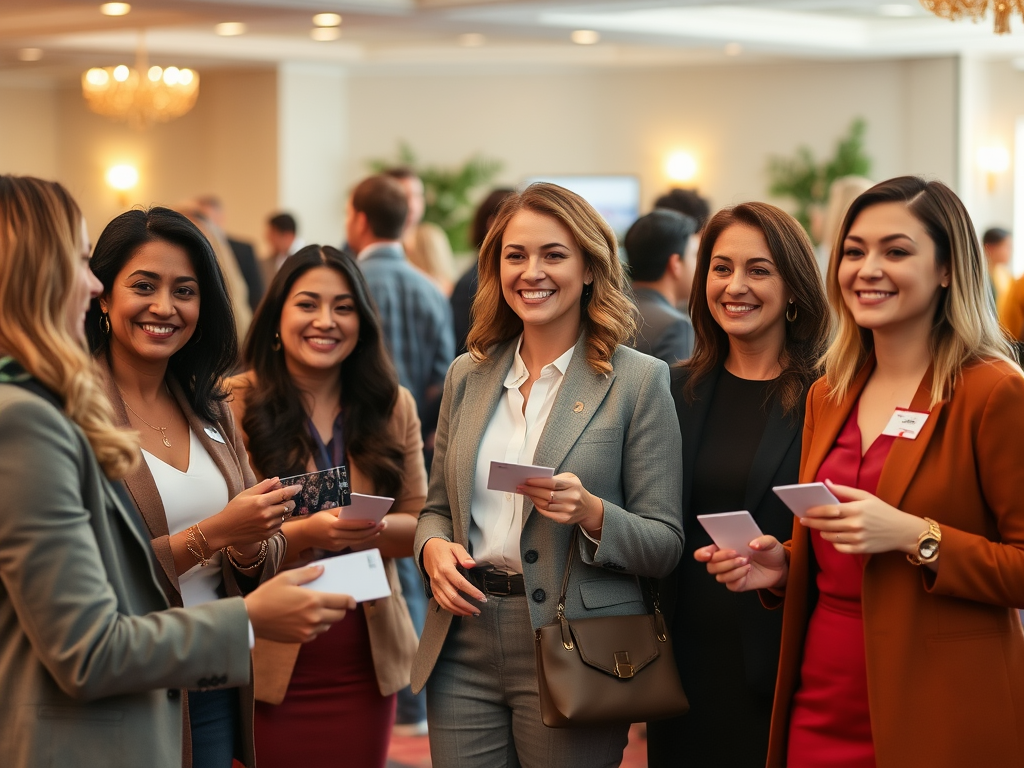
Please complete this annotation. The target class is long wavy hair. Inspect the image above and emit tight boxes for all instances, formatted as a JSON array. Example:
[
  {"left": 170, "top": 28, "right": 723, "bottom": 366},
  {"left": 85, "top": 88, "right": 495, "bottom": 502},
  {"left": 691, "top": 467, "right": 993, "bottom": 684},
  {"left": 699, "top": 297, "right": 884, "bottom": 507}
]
[
  {"left": 241, "top": 245, "right": 403, "bottom": 495},
  {"left": 85, "top": 208, "right": 238, "bottom": 423},
  {"left": 823, "top": 176, "right": 1016, "bottom": 406},
  {"left": 0, "top": 175, "right": 138, "bottom": 479},
  {"left": 467, "top": 182, "right": 636, "bottom": 374},
  {"left": 684, "top": 202, "right": 831, "bottom": 414}
]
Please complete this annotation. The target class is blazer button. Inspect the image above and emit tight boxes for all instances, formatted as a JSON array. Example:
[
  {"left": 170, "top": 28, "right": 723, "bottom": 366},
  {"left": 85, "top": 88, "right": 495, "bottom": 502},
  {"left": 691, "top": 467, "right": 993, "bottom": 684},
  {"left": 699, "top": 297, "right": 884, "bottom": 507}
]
[
  {"left": 532, "top": 588, "right": 546, "bottom": 603},
  {"left": 524, "top": 550, "right": 538, "bottom": 564},
  {"left": 167, "top": 689, "right": 180, "bottom": 700}
]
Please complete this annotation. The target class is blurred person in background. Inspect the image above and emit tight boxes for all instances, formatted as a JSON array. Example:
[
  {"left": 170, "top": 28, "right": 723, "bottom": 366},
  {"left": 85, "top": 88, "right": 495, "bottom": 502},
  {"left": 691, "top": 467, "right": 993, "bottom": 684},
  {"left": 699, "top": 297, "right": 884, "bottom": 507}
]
[
  {"left": 195, "top": 194, "right": 265, "bottom": 311},
  {"left": 983, "top": 227, "right": 1013, "bottom": 310},
  {"left": 451, "top": 187, "right": 515, "bottom": 356},
  {"left": 625, "top": 208, "right": 698, "bottom": 365},
  {"left": 812, "top": 176, "right": 874, "bottom": 279},
  {"left": 384, "top": 167, "right": 456, "bottom": 294},
  {"left": 264, "top": 212, "right": 303, "bottom": 279},
  {"left": 0, "top": 173, "right": 352, "bottom": 768}
]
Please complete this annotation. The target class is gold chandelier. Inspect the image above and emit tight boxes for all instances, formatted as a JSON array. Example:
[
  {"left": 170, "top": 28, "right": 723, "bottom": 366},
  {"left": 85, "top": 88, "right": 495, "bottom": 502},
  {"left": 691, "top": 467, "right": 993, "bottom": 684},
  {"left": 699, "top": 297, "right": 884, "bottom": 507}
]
[
  {"left": 81, "top": 36, "right": 198, "bottom": 129},
  {"left": 920, "top": 0, "right": 1024, "bottom": 34}
]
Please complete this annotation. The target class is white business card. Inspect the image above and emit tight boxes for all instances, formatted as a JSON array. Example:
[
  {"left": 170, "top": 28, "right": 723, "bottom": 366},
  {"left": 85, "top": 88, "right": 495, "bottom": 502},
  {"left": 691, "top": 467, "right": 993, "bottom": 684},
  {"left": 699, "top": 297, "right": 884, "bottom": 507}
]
[
  {"left": 486, "top": 460, "right": 555, "bottom": 494},
  {"left": 300, "top": 548, "right": 392, "bottom": 603}
]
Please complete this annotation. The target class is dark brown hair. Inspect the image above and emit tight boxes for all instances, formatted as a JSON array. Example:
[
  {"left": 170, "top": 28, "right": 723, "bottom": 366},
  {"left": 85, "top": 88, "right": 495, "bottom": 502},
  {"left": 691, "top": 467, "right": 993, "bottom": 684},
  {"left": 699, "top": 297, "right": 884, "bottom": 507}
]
[
  {"left": 467, "top": 183, "right": 636, "bottom": 374},
  {"left": 684, "top": 202, "right": 831, "bottom": 414},
  {"left": 240, "top": 245, "right": 403, "bottom": 494},
  {"left": 351, "top": 175, "right": 408, "bottom": 241}
]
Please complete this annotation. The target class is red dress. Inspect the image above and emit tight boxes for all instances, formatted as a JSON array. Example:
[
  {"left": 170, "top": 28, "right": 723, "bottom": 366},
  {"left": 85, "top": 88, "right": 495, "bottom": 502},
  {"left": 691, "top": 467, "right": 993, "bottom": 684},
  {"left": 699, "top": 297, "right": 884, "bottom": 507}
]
[{"left": 787, "top": 404, "right": 894, "bottom": 768}]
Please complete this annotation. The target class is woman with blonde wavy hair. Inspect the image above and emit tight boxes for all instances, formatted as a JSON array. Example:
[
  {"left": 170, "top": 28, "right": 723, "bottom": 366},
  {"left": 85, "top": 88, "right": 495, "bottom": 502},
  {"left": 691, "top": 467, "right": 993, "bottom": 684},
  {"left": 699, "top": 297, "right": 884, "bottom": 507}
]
[
  {"left": 411, "top": 182, "right": 684, "bottom": 767},
  {"left": 700, "top": 176, "right": 1024, "bottom": 768},
  {"left": 0, "top": 175, "right": 354, "bottom": 768}
]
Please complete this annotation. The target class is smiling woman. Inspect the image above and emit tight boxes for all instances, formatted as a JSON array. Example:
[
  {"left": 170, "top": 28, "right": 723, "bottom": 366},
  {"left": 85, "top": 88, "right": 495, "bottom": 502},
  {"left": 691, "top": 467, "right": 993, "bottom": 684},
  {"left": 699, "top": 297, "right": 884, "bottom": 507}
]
[{"left": 85, "top": 207, "right": 294, "bottom": 768}]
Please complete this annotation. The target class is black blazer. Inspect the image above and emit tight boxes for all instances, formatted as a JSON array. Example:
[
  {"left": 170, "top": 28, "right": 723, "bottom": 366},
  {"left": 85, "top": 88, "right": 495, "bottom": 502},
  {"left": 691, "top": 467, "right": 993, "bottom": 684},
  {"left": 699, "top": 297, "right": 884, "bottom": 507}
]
[
  {"left": 649, "top": 363, "right": 804, "bottom": 767},
  {"left": 228, "top": 237, "right": 264, "bottom": 312}
]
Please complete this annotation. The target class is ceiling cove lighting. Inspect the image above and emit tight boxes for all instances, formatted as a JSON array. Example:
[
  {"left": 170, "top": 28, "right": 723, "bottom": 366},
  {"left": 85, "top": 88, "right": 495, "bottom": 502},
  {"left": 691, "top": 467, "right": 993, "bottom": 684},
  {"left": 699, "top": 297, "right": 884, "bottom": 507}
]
[
  {"left": 313, "top": 13, "right": 342, "bottom": 27},
  {"left": 215, "top": 22, "right": 247, "bottom": 36},
  {"left": 920, "top": 0, "right": 1023, "bottom": 34},
  {"left": 82, "top": 36, "right": 198, "bottom": 129}
]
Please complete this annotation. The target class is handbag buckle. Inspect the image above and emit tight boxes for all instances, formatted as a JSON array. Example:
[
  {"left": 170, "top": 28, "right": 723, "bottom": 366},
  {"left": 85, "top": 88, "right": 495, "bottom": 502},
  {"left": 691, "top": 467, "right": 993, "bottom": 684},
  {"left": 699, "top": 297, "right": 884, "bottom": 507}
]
[{"left": 613, "top": 651, "right": 634, "bottom": 679}]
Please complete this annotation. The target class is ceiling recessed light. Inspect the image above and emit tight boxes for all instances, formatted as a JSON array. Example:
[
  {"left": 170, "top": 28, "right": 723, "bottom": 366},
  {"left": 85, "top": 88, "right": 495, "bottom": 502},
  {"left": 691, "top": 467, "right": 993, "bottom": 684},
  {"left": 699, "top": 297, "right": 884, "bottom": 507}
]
[
  {"left": 215, "top": 22, "right": 247, "bottom": 36},
  {"left": 459, "top": 33, "right": 486, "bottom": 47},
  {"left": 100, "top": 2, "right": 131, "bottom": 16},
  {"left": 313, "top": 13, "right": 342, "bottom": 27},
  {"left": 311, "top": 27, "right": 341, "bottom": 41},
  {"left": 724, "top": 42, "right": 742, "bottom": 56},
  {"left": 571, "top": 29, "right": 601, "bottom": 45},
  {"left": 18, "top": 48, "right": 43, "bottom": 62},
  {"left": 879, "top": 4, "right": 915, "bottom": 16}
]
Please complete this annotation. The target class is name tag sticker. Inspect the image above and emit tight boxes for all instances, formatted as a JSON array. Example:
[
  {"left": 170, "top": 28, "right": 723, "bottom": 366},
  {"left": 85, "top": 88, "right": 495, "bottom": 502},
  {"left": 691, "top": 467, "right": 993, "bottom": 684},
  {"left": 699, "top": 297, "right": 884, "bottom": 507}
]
[{"left": 881, "top": 409, "right": 929, "bottom": 440}]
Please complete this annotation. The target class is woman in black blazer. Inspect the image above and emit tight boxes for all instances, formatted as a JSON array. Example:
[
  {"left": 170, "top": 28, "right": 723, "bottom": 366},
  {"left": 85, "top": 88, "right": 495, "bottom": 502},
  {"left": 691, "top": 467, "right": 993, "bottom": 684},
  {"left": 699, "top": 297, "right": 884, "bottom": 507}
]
[{"left": 647, "top": 202, "right": 831, "bottom": 768}]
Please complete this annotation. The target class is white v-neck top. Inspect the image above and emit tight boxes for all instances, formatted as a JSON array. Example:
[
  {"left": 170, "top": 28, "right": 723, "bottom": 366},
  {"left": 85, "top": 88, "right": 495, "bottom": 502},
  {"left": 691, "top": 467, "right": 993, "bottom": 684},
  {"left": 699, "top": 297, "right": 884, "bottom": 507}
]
[
  {"left": 142, "top": 428, "right": 229, "bottom": 607},
  {"left": 469, "top": 337, "right": 575, "bottom": 573}
]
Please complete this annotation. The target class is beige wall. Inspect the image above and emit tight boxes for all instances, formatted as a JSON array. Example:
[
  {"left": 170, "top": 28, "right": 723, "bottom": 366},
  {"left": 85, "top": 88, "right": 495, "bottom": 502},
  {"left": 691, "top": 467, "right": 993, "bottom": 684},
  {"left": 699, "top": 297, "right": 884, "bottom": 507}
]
[
  {"left": 347, "top": 57, "right": 959, "bottom": 227},
  {"left": 0, "top": 83, "right": 59, "bottom": 180}
]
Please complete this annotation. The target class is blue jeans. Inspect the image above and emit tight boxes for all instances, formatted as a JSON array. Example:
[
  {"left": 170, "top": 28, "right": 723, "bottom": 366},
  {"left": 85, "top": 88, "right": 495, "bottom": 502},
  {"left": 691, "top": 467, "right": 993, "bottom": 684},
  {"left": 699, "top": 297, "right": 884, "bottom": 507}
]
[
  {"left": 188, "top": 688, "right": 238, "bottom": 768},
  {"left": 396, "top": 556, "right": 427, "bottom": 724}
]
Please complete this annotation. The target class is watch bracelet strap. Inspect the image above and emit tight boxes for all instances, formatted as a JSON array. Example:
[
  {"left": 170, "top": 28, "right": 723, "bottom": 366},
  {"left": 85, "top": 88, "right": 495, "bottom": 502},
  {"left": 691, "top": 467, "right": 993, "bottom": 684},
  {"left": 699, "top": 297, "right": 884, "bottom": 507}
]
[{"left": 907, "top": 517, "right": 941, "bottom": 566}]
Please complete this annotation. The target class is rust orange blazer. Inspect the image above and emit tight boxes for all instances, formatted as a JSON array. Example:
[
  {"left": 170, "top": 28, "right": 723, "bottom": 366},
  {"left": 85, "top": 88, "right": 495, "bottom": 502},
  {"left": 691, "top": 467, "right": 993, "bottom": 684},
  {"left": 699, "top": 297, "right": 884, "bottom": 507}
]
[{"left": 768, "top": 357, "right": 1024, "bottom": 768}]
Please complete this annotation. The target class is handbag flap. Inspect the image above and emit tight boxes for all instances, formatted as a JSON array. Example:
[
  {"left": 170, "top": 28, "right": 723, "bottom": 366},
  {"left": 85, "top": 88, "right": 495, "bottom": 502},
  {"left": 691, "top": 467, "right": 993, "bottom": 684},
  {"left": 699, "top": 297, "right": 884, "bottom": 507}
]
[{"left": 567, "top": 614, "right": 660, "bottom": 678}]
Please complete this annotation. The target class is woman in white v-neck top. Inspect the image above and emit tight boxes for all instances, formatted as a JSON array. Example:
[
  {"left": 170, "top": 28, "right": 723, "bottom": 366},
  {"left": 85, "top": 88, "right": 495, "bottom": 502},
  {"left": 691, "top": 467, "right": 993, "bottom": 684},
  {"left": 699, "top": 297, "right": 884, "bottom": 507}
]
[
  {"left": 413, "top": 183, "right": 685, "bottom": 768},
  {"left": 85, "top": 207, "right": 305, "bottom": 768}
]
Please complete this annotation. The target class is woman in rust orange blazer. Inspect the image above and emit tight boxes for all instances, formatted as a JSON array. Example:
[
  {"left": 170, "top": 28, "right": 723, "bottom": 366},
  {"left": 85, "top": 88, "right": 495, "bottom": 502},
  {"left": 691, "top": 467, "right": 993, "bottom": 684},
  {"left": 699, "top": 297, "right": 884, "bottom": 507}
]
[{"left": 699, "top": 176, "right": 1024, "bottom": 768}]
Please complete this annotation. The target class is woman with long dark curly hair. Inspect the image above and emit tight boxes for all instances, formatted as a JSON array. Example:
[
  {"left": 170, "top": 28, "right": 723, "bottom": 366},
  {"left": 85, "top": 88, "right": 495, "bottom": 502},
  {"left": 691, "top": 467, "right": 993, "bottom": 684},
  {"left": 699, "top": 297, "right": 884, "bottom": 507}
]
[{"left": 225, "top": 245, "right": 425, "bottom": 768}]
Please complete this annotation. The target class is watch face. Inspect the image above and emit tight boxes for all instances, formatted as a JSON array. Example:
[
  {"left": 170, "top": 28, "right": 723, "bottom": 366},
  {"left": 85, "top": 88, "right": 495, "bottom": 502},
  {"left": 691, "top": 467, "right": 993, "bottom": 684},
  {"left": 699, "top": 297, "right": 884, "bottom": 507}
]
[{"left": 919, "top": 537, "right": 940, "bottom": 559}]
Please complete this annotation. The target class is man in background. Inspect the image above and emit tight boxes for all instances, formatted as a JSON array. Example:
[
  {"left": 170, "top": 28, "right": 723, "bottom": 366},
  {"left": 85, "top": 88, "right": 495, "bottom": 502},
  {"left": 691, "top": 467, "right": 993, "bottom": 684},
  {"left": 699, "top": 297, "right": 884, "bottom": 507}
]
[
  {"left": 195, "top": 194, "right": 264, "bottom": 311},
  {"left": 347, "top": 174, "right": 454, "bottom": 736},
  {"left": 264, "top": 212, "right": 304, "bottom": 280},
  {"left": 625, "top": 209, "right": 698, "bottom": 365}
]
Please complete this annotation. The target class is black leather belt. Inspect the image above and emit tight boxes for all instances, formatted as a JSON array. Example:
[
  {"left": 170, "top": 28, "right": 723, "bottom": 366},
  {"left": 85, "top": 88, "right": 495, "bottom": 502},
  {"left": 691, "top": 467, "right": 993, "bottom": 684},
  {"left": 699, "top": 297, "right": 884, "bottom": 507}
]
[{"left": 468, "top": 569, "right": 525, "bottom": 596}]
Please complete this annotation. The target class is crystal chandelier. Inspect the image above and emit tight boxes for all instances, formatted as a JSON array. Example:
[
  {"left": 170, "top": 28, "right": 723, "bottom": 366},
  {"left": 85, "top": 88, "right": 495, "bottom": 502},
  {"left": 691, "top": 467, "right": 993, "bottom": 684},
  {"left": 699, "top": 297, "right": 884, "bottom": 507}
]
[
  {"left": 919, "top": 0, "right": 1024, "bottom": 34},
  {"left": 81, "top": 36, "right": 198, "bottom": 129}
]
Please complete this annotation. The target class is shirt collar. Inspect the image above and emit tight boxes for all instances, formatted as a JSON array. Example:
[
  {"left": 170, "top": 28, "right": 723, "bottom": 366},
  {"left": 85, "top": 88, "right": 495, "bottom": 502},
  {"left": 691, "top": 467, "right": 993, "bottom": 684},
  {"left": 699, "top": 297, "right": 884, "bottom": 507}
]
[
  {"left": 504, "top": 335, "right": 576, "bottom": 389},
  {"left": 356, "top": 241, "right": 403, "bottom": 261}
]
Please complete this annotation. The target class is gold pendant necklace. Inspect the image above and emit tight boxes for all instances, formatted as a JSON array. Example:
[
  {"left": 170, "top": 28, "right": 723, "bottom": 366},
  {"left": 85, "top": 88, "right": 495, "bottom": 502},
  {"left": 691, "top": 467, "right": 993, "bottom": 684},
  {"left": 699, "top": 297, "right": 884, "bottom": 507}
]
[{"left": 121, "top": 396, "right": 172, "bottom": 447}]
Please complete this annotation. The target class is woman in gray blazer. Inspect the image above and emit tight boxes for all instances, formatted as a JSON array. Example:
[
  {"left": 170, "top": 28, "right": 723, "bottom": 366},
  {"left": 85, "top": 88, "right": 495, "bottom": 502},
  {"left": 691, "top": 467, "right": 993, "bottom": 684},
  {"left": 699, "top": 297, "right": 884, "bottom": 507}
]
[
  {"left": 413, "top": 183, "right": 684, "bottom": 767},
  {"left": 0, "top": 175, "right": 353, "bottom": 768}
]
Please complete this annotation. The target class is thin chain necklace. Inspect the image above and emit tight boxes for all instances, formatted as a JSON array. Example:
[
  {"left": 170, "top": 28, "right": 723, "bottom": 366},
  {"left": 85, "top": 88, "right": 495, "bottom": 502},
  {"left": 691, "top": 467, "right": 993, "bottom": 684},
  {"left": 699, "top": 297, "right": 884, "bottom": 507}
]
[{"left": 120, "top": 393, "right": 173, "bottom": 447}]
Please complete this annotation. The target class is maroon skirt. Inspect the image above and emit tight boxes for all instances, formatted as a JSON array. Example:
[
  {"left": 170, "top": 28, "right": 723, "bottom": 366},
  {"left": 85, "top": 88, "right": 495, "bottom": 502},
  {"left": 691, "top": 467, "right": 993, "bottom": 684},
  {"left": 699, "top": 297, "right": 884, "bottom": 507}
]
[{"left": 254, "top": 604, "right": 396, "bottom": 768}]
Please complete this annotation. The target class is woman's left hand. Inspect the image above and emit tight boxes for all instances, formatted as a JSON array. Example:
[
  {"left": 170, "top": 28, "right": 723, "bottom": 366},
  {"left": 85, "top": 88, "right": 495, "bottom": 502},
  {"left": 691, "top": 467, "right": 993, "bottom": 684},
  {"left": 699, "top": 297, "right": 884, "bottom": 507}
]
[
  {"left": 518, "top": 473, "right": 604, "bottom": 534},
  {"left": 800, "top": 479, "right": 928, "bottom": 556}
]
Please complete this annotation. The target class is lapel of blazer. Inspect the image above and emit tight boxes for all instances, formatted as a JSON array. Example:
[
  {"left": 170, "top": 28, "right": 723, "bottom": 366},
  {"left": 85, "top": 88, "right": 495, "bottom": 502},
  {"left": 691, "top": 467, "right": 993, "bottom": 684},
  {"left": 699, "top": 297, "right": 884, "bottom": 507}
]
[
  {"left": 679, "top": 365, "right": 721, "bottom": 514},
  {"left": 744, "top": 393, "right": 802, "bottom": 517},
  {"left": 875, "top": 365, "right": 945, "bottom": 511},
  {"left": 454, "top": 343, "right": 517, "bottom": 542},
  {"left": 528, "top": 340, "right": 616, "bottom": 525},
  {"left": 801, "top": 359, "right": 874, "bottom": 485}
]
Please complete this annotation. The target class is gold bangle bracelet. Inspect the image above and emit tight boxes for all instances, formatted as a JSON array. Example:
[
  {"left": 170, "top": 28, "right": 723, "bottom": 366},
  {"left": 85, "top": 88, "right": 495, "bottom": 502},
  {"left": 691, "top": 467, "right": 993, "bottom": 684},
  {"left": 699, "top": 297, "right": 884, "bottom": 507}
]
[
  {"left": 186, "top": 525, "right": 210, "bottom": 567},
  {"left": 194, "top": 522, "right": 213, "bottom": 560},
  {"left": 225, "top": 539, "right": 268, "bottom": 572}
]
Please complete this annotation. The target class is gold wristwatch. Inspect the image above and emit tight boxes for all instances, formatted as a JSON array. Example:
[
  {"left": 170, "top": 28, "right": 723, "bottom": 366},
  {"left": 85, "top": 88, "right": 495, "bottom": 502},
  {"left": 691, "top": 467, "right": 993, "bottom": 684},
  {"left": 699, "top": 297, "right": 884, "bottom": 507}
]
[{"left": 907, "top": 517, "right": 941, "bottom": 566}]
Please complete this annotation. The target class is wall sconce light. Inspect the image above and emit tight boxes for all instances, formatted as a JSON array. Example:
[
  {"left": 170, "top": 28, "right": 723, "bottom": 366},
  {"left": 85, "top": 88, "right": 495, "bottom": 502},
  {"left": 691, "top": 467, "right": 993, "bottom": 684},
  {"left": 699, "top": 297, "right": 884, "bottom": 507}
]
[
  {"left": 977, "top": 145, "right": 1010, "bottom": 192},
  {"left": 666, "top": 151, "right": 698, "bottom": 183},
  {"left": 106, "top": 164, "right": 139, "bottom": 207}
]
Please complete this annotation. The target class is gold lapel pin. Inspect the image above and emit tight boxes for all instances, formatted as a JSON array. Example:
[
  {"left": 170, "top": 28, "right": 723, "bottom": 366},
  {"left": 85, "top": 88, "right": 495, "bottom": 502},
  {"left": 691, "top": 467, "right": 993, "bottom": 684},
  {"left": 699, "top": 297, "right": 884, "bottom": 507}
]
[{"left": 573, "top": 401, "right": 584, "bottom": 413}]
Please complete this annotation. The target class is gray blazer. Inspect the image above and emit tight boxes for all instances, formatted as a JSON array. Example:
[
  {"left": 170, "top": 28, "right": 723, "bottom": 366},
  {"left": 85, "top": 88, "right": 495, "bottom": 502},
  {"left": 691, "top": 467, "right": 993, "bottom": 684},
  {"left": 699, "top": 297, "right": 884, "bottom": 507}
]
[
  {"left": 411, "top": 339, "right": 684, "bottom": 692},
  {"left": 632, "top": 287, "right": 694, "bottom": 366},
  {"left": 0, "top": 384, "right": 251, "bottom": 768}
]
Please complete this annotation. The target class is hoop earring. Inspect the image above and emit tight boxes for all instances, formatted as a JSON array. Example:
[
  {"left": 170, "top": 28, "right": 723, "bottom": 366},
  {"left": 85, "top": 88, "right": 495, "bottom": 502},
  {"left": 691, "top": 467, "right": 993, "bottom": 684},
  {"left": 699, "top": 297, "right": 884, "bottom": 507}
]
[
  {"left": 99, "top": 313, "right": 111, "bottom": 335},
  {"left": 786, "top": 301, "right": 798, "bottom": 322},
  {"left": 272, "top": 332, "right": 282, "bottom": 352}
]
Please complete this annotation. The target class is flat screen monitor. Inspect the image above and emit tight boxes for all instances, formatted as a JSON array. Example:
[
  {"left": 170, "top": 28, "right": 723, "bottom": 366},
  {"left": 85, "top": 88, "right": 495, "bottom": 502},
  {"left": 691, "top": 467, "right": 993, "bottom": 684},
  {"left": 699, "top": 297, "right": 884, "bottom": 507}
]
[{"left": 524, "top": 175, "right": 640, "bottom": 238}]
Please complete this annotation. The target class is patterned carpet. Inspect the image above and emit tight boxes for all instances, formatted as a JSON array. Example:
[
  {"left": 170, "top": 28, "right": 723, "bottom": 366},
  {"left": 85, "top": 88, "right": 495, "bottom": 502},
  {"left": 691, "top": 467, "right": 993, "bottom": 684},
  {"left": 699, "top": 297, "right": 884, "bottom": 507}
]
[{"left": 386, "top": 723, "right": 648, "bottom": 768}]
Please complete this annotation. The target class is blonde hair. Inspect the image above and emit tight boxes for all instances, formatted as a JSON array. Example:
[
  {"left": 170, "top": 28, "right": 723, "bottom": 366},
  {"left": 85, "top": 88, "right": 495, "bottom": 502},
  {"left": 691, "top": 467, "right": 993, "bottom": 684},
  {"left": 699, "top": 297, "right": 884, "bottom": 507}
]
[
  {"left": 406, "top": 221, "right": 456, "bottom": 291},
  {"left": 823, "top": 176, "right": 1016, "bottom": 406},
  {"left": 820, "top": 176, "right": 873, "bottom": 252},
  {"left": 0, "top": 175, "right": 138, "bottom": 479},
  {"left": 467, "top": 183, "right": 636, "bottom": 374}
]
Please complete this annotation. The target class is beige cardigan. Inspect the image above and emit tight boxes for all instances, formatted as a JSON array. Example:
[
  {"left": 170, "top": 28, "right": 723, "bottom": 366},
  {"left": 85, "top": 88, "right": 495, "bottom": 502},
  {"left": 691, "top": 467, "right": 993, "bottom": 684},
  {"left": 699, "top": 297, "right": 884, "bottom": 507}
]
[{"left": 225, "top": 374, "right": 424, "bottom": 703}]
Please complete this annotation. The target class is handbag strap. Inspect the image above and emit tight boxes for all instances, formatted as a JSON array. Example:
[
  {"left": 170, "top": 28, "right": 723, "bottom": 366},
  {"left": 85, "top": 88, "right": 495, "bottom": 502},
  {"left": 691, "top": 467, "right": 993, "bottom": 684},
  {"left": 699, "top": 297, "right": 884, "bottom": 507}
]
[{"left": 553, "top": 525, "right": 669, "bottom": 642}]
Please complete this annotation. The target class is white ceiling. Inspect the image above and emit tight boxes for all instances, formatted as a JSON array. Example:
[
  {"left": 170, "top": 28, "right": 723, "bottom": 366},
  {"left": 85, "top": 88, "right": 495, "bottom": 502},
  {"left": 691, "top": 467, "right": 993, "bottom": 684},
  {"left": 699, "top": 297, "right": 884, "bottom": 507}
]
[{"left": 1, "top": 0, "right": 1022, "bottom": 78}]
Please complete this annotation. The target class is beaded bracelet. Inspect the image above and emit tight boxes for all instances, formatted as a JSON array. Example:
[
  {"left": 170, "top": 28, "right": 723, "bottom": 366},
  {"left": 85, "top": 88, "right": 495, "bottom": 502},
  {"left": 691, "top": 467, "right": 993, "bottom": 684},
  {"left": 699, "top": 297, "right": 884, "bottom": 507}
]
[{"left": 225, "top": 539, "right": 269, "bottom": 573}]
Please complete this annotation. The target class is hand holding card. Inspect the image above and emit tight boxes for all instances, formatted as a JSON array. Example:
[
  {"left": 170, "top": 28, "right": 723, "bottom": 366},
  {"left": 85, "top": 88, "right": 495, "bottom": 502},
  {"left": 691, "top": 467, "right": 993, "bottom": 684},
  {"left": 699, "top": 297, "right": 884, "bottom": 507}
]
[
  {"left": 486, "top": 461, "right": 555, "bottom": 494},
  {"left": 697, "top": 511, "right": 764, "bottom": 555},
  {"left": 773, "top": 482, "right": 840, "bottom": 517}
]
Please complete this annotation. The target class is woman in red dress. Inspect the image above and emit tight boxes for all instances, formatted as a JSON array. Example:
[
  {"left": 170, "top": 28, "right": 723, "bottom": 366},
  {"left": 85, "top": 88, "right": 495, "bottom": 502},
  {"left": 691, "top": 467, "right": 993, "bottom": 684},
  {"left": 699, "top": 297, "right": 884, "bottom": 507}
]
[
  {"left": 226, "top": 246, "right": 425, "bottom": 768},
  {"left": 698, "top": 177, "right": 1024, "bottom": 767}
]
